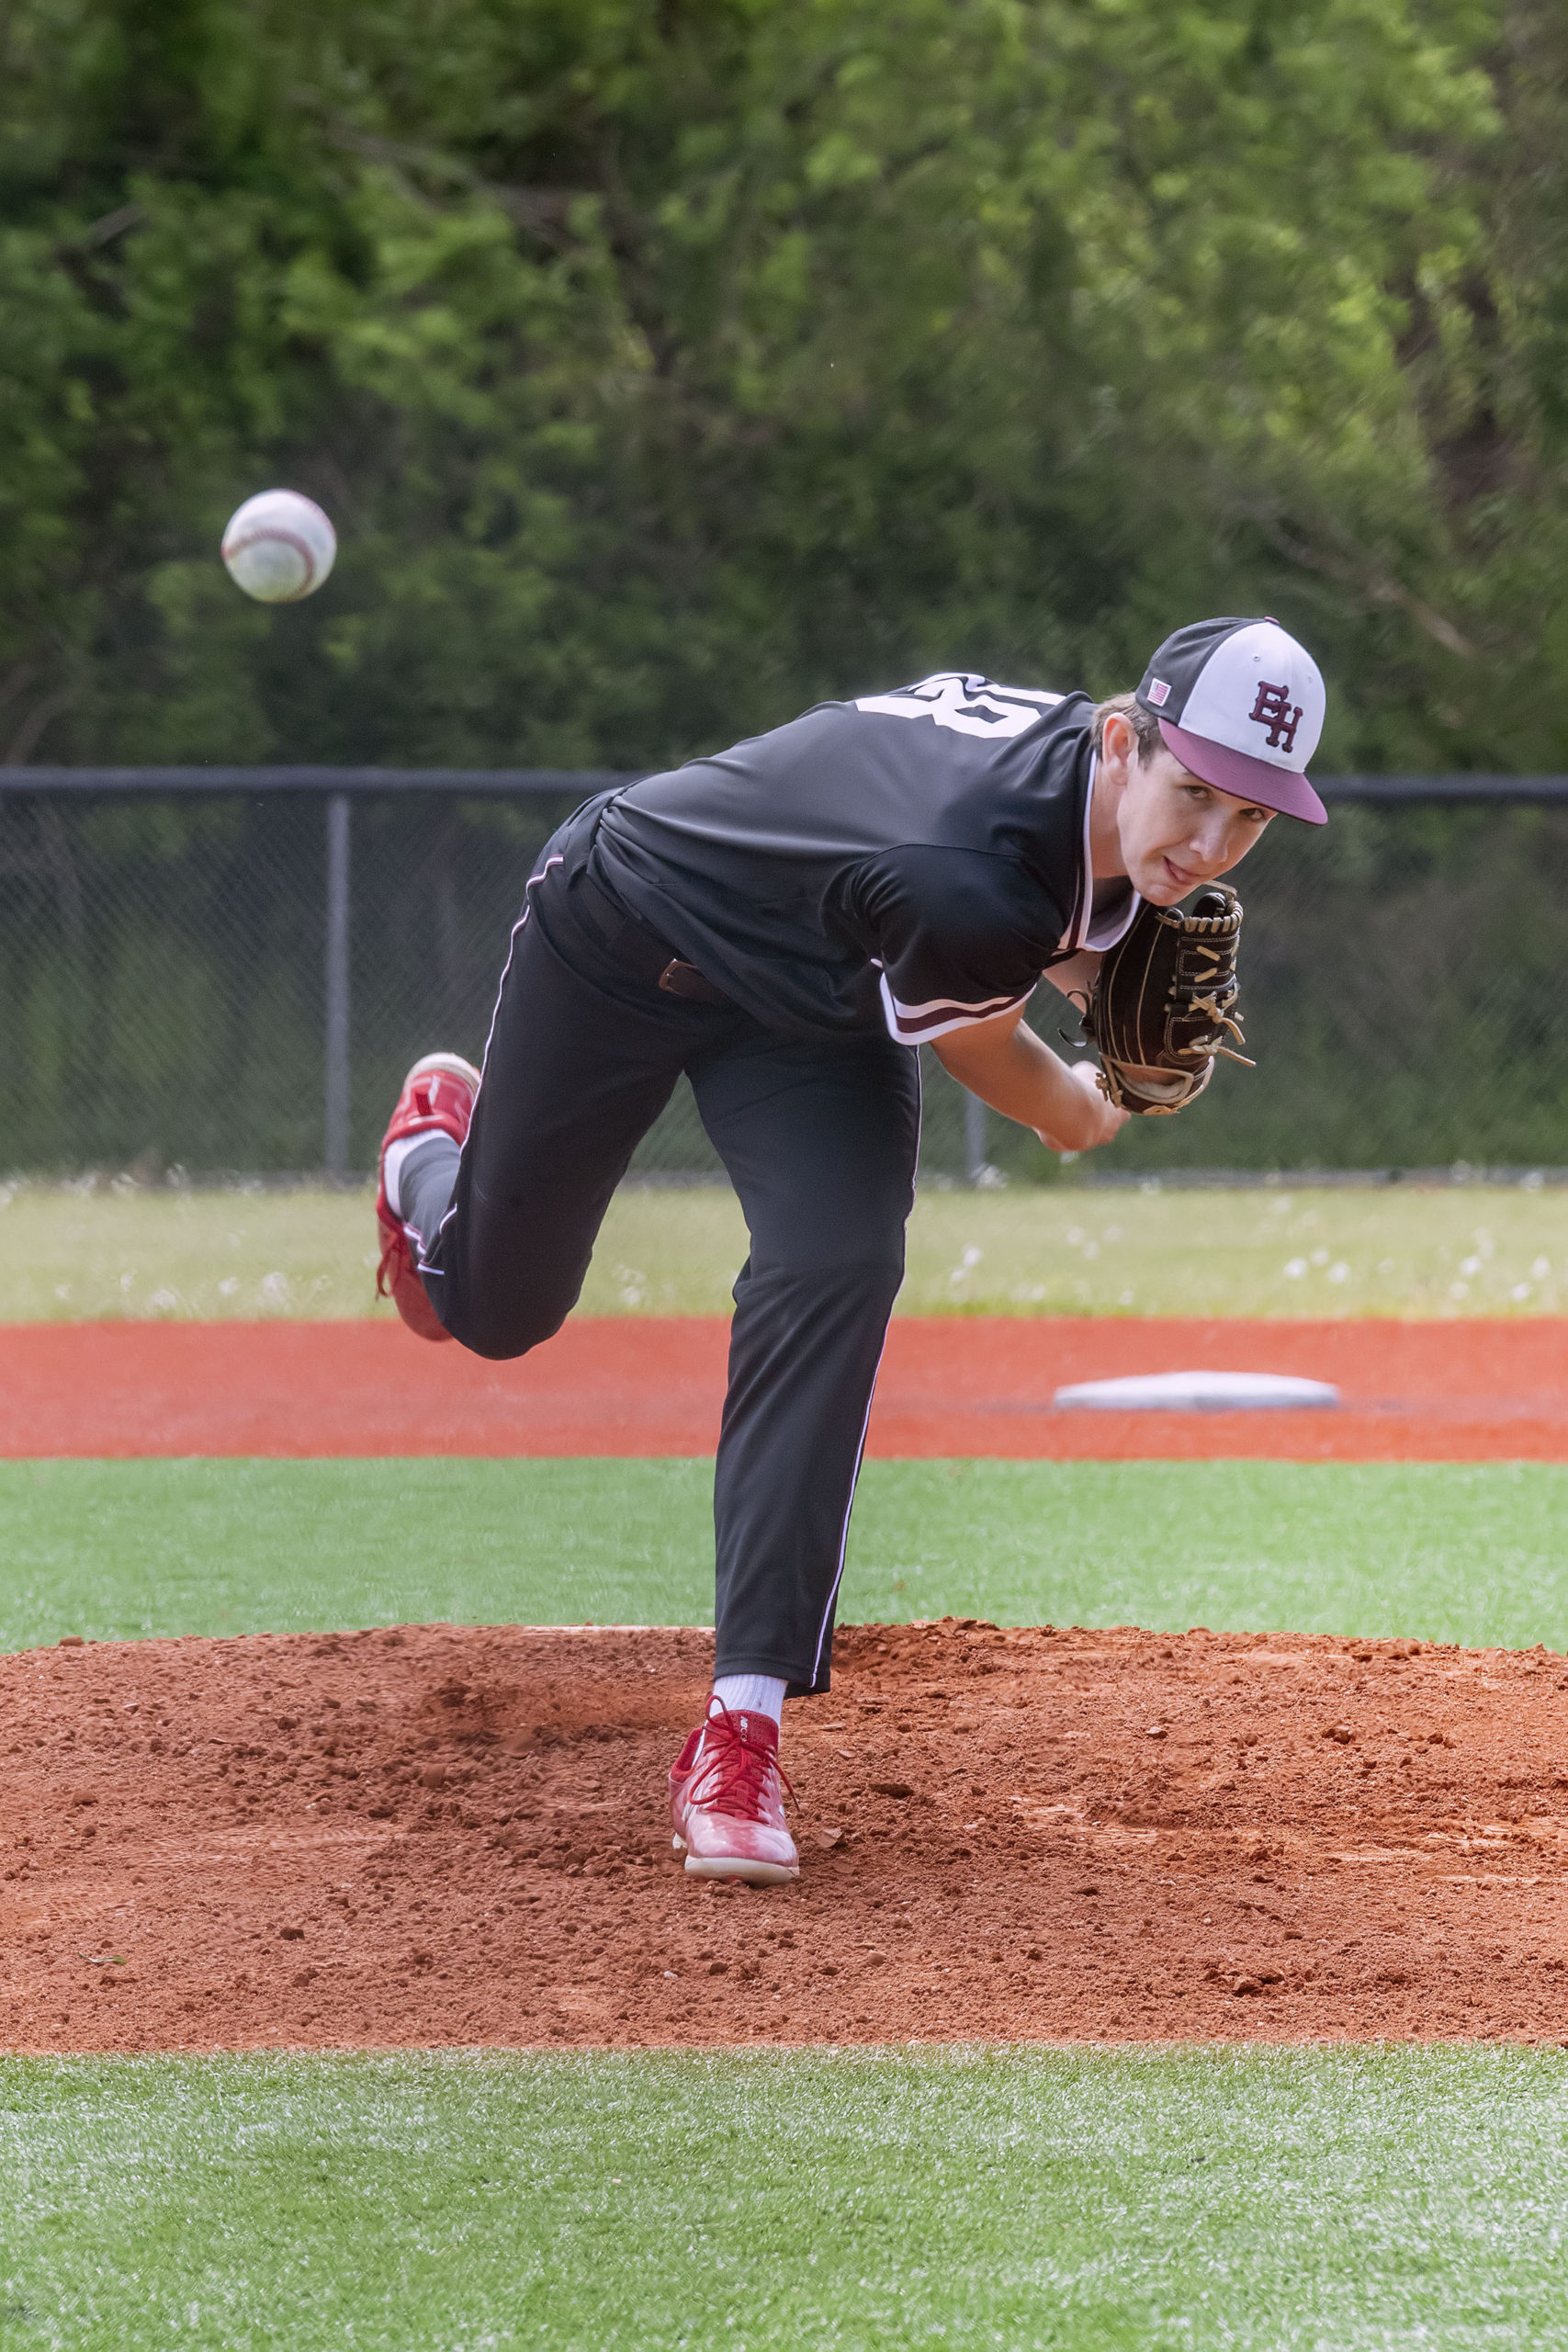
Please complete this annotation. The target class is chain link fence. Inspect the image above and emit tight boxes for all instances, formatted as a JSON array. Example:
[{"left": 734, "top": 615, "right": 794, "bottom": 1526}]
[{"left": 6, "top": 772, "right": 1568, "bottom": 1184}]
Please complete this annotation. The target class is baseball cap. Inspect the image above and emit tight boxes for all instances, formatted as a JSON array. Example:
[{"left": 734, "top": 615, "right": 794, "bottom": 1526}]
[{"left": 1135, "top": 616, "right": 1327, "bottom": 824}]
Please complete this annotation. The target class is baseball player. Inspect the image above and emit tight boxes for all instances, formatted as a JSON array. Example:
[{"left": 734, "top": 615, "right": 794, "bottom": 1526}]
[{"left": 375, "top": 616, "right": 1326, "bottom": 1883}]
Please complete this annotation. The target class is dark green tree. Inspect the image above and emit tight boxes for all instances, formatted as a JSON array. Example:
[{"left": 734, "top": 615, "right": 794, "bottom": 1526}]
[{"left": 2, "top": 0, "right": 1542, "bottom": 774}]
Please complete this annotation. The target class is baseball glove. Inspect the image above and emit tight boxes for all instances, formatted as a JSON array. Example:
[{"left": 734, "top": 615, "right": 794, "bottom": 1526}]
[{"left": 1080, "top": 883, "right": 1252, "bottom": 1114}]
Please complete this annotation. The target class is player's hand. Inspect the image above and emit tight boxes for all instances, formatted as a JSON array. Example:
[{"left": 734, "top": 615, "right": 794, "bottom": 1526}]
[{"left": 1035, "top": 1059, "right": 1129, "bottom": 1155}]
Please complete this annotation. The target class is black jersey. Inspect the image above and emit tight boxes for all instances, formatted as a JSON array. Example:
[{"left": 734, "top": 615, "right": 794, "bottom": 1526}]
[{"left": 591, "top": 673, "right": 1140, "bottom": 1042}]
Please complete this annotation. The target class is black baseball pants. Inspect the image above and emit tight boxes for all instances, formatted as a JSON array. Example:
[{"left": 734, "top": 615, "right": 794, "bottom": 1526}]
[{"left": 408, "top": 801, "right": 920, "bottom": 1695}]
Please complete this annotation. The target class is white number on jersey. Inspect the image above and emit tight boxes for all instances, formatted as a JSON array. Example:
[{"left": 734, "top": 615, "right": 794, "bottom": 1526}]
[{"left": 853, "top": 673, "right": 1063, "bottom": 741}]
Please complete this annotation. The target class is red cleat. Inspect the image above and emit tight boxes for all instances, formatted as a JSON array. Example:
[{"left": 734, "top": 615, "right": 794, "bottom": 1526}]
[
  {"left": 670, "top": 1702, "right": 799, "bottom": 1884},
  {"left": 375, "top": 1052, "right": 480, "bottom": 1342}
]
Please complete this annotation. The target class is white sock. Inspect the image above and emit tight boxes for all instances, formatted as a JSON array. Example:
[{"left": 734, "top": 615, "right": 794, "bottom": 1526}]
[
  {"left": 712, "top": 1673, "right": 786, "bottom": 1729},
  {"left": 382, "top": 1132, "right": 453, "bottom": 1219}
]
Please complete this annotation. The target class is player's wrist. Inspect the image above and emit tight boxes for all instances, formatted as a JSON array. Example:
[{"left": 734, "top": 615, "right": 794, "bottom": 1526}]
[
  {"left": 1034, "top": 1082, "right": 1095, "bottom": 1152},
  {"left": 1034, "top": 1059, "right": 1127, "bottom": 1153}
]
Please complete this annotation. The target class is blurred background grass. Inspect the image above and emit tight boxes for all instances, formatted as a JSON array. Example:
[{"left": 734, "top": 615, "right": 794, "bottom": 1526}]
[{"left": 6, "top": 1178, "right": 1568, "bottom": 1321}]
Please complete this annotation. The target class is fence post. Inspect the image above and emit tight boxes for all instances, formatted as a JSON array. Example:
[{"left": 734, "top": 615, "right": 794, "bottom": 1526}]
[
  {"left": 324, "top": 792, "right": 351, "bottom": 1174},
  {"left": 964, "top": 1091, "right": 987, "bottom": 1185}
]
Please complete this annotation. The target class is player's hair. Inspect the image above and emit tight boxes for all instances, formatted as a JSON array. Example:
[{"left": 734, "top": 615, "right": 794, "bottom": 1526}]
[{"left": 1092, "top": 693, "right": 1162, "bottom": 763}]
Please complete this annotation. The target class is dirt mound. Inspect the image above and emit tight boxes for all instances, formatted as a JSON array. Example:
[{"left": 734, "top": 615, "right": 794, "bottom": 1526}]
[{"left": 6, "top": 1619, "right": 1568, "bottom": 2051}]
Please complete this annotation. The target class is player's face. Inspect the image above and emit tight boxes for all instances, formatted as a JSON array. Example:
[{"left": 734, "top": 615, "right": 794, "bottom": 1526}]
[{"left": 1116, "top": 750, "right": 1274, "bottom": 905}]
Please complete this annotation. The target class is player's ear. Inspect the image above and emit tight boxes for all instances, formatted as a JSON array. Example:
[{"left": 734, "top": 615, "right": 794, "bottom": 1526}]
[{"left": 1099, "top": 712, "right": 1134, "bottom": 771}]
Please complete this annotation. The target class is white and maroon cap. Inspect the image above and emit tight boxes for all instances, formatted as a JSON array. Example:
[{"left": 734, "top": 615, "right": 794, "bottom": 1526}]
[{"left": 1136, "top": 616, "right": 1327, "bottom": 825}]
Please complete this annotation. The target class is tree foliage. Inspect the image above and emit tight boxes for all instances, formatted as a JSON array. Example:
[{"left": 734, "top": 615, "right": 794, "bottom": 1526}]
[{"left": 3, "top": 0, "right": 1566, "bottom": 772}]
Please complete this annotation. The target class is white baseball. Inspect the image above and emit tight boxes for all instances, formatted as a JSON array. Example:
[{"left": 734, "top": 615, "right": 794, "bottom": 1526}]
[{"left": 220, "top": 489, "right": 337, "bottom": 603}]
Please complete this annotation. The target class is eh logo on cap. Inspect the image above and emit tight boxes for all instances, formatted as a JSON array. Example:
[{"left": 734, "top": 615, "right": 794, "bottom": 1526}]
[{"left": 1247, "top": 681, "right": 1302, "bottom": 754}]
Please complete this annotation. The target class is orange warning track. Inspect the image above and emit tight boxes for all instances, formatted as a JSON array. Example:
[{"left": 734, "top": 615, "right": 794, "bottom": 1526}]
[{"left": 5, "top": 1316, "right": 1568, "bottom": 1459}]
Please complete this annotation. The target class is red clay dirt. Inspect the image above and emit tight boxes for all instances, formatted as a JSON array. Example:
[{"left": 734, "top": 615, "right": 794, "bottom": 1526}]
[
  {"left": 6, "top": 1315, "right": 1568, "bottom": 1459},
  {"left": 8, "top": 1618, "right": 1568, "bottom": 2052}
]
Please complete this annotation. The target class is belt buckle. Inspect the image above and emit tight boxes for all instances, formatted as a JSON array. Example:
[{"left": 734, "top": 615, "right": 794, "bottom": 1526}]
[{"left": 659, "top": 957, "right": 714, "bottom": 1002}]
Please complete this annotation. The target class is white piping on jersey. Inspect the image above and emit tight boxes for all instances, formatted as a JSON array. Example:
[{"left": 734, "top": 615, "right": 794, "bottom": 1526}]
[
  {"left": 878, "top": 971, "right": 1036, "bottom": 1046},
  {"left": 1062, "top": 753, "right": 1141, "bottom": 954},
  {"left": 418, "top": 852, "right": 564, "bottom": 1273}
]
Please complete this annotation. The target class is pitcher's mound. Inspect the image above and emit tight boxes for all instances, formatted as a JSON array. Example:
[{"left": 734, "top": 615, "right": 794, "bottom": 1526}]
[{"left": 6, "top": 1619, "right": 1567, "bottom": 2052}]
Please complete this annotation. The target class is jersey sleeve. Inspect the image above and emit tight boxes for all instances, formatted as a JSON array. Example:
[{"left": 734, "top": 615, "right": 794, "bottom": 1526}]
[{"left": 848, "top": 845, "right": 1066, "bottom": 1046}]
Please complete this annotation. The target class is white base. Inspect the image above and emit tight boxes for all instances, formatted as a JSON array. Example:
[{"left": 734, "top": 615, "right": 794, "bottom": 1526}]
[{"left": 1054, "top": 1370, "right": 1340, "bottom": 1411}]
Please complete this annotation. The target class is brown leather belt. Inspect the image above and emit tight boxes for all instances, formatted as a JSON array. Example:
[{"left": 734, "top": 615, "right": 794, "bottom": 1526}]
[{"left": 571, "top": 868, "right": 729, "bottom": 1007}]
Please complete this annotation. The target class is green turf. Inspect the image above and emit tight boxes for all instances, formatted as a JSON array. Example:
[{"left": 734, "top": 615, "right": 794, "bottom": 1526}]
[
  {"left": 3, "top": 2047, "right": 1566, "bottom": 2349},
  {"left": 6, "top": 1457, "right": 1568, "bottom": 1656}
]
